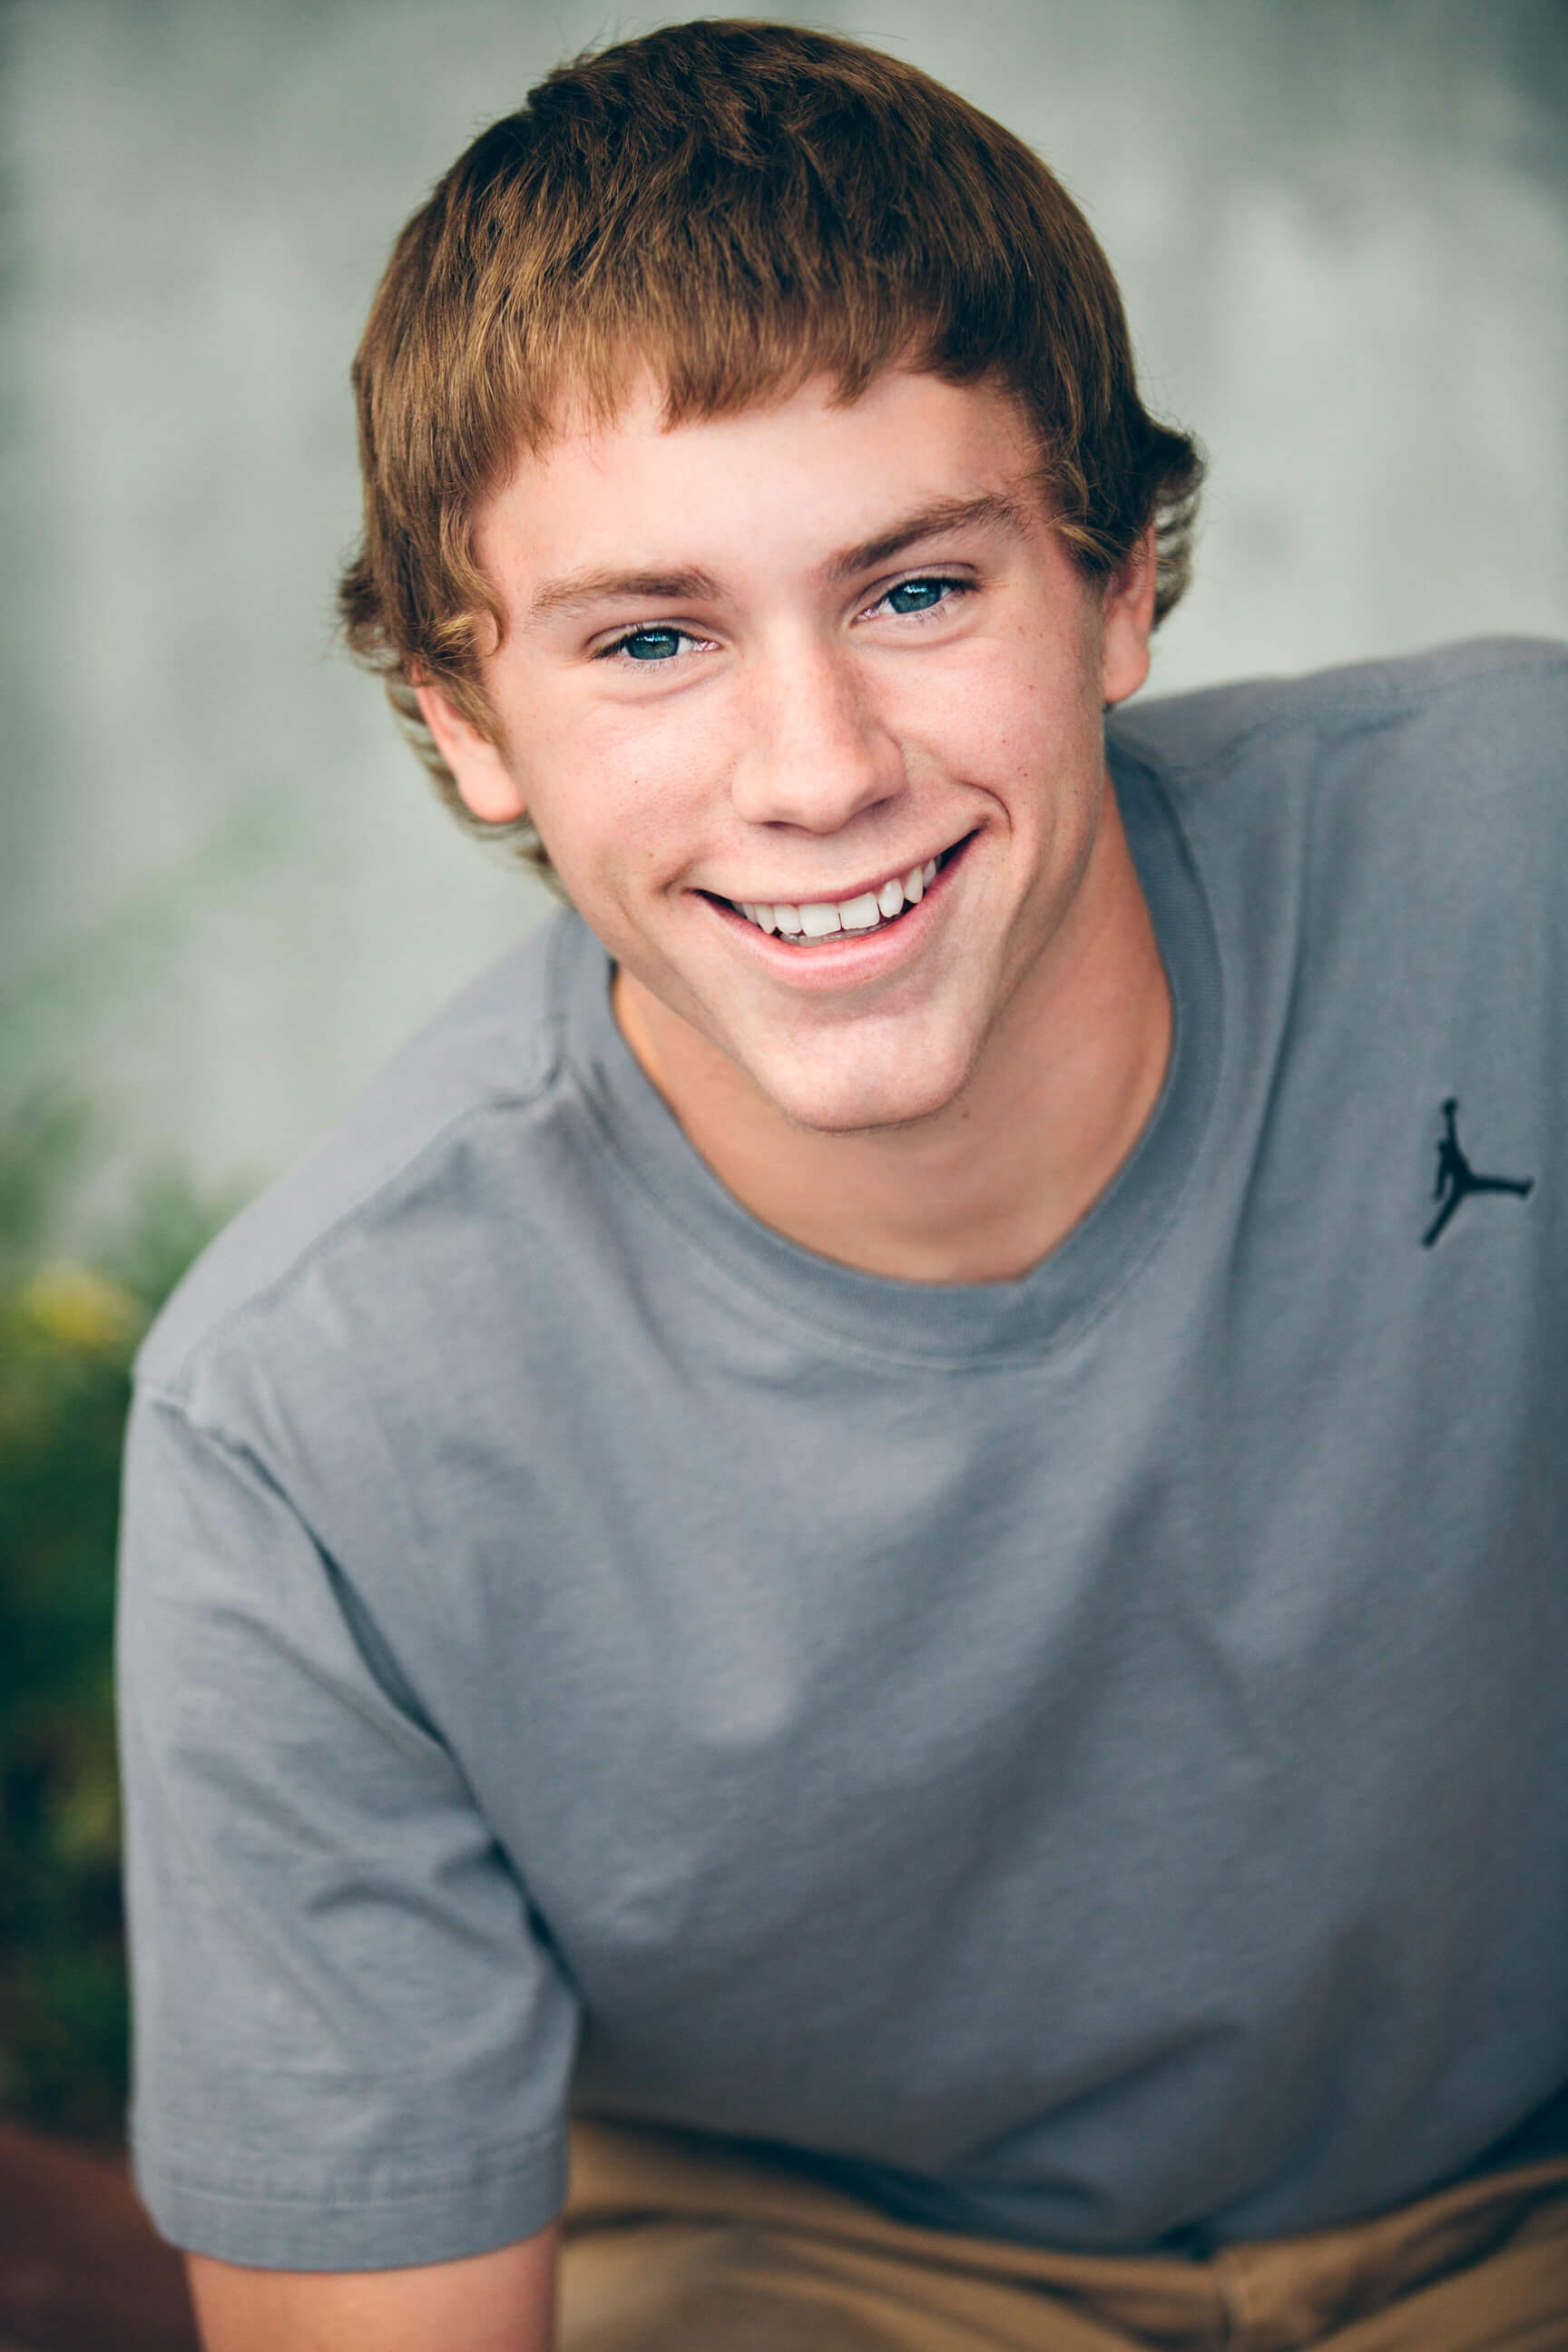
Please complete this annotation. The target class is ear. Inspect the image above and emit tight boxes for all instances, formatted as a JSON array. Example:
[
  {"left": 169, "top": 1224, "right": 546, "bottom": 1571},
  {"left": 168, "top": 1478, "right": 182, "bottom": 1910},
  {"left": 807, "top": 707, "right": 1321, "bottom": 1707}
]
[
  {"left": 413, "top": 681, "right": 528, "bottom": 825},
  {"left": 1100, "top": 524, "right": 1158, "bottom": 709}
]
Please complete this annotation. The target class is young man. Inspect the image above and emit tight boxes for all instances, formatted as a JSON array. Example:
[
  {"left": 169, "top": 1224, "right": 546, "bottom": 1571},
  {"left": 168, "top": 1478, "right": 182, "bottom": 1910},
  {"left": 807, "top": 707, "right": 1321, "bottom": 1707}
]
[{"left": 117, "top": 21, "right": 1568, "bottom": 2350}]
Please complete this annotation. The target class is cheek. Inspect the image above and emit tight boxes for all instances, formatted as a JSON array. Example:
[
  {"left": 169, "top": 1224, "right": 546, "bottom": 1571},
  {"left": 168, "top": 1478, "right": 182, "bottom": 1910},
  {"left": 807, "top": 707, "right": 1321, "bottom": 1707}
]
[
  {"left": 907, "top": 635, "right": 1096, "bottom": 799},
  {"left": 525, "top": 700, "right": 717, "bottom": 899}
]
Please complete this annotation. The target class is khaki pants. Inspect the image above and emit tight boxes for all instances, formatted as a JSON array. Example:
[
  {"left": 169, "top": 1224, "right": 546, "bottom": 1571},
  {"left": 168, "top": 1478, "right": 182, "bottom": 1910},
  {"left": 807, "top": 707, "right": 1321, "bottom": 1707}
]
[{"left": 561, "top": 2122, "right": 1568, "bottom": 2351}]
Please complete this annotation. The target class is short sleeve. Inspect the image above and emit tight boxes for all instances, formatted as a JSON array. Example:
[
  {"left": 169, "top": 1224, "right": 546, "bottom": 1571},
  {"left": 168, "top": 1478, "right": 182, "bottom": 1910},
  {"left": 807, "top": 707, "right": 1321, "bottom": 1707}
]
[{"left": 117, "top": 1386, "right": 577, "bottom": 2270}]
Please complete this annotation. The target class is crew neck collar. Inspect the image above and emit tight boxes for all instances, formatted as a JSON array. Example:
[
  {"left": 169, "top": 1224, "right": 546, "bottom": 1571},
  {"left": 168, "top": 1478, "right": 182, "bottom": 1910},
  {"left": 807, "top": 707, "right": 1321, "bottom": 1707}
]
[{"left": 555, "top": 742, "right": 1221, "bottom": 1367}]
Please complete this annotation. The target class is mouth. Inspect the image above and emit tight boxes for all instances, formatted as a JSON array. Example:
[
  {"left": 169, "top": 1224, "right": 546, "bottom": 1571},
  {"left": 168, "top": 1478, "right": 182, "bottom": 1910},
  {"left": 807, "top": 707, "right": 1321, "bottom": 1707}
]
[{"left": 702, "top": 837, "right": 972, "bottom": 946}]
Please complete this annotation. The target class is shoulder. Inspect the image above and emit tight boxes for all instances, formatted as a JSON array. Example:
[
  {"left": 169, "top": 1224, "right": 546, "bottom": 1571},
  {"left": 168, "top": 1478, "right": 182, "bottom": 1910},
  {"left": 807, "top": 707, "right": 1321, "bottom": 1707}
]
[
  {"left": 1109, "top": 636, "right": 1568, "bottom": 802},
  {"left": 1108, "top": 641, "right": 1567, "bottom": 1042},
  {"left": 137, "top": 909, "right": 592, "bottom": 1405}
]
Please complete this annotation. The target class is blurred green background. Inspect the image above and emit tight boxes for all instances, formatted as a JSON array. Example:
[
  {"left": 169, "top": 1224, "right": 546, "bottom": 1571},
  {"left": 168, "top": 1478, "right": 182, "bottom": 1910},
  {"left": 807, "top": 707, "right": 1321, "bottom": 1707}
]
[
  {"left": 0, "top": 1100, "right": 222, "bottom": 2141},
  {"left": 2, "top": 0, "right": 1565, "bottom": 2150}
]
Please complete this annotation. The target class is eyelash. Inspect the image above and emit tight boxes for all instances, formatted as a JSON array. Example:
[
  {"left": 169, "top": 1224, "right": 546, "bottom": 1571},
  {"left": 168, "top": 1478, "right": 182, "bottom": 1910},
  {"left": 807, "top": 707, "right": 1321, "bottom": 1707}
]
[
  {"left": 868, "top": 573, "right": 973, "bottom": 623},
  {"left": 595, "top": 574, "right": 974, "bottom": 663},
  {"left": 597, "top": 623, "right": 712, "bottom": 665}
]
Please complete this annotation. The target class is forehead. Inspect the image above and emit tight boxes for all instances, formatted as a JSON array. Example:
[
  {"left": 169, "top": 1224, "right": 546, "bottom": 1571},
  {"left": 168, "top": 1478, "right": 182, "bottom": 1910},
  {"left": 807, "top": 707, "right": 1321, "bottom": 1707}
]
[{"left": 475, "top": 368, "right": 1045, "bottom": 591}]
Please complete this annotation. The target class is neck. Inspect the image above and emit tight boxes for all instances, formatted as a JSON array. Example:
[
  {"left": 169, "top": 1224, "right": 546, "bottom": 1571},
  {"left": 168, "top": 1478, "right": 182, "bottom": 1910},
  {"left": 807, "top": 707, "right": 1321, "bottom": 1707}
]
[{"left": 613, "top": 789, "right": 1171, "bottom": 1285}]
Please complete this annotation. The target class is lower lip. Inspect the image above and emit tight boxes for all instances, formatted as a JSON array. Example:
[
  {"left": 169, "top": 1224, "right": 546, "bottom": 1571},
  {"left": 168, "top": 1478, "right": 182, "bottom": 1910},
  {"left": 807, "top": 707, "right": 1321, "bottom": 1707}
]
[{"left": 704, "top": 843, "right": 968, "bottom": 984}]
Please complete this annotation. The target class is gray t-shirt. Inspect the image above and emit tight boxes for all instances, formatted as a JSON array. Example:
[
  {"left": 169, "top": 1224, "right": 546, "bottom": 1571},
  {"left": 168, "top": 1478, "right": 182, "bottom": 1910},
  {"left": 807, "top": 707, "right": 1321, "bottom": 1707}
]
[{"left": 119, "top": 639, "right": 1568, "bottom": 2273}]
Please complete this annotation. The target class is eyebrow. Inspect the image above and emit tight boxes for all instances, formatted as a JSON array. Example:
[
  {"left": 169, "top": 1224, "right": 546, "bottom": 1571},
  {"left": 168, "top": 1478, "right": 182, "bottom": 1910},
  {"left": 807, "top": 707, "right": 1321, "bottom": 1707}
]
[
  {"left": 826, "top": 492, "right": 1031, "bottom": 583},
  {"left": 525, "top": 492, "right": 1030, "bottom": 623},
  {"left": 529, "top": 565, "right": 720, "bottom": 621}
]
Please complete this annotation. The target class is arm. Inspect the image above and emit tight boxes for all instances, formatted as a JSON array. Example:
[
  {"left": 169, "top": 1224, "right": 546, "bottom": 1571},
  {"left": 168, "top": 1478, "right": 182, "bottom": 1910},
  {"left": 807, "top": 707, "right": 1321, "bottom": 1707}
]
[{"left": 187, "top": 2220, "right": 559, "bottom": 2352}]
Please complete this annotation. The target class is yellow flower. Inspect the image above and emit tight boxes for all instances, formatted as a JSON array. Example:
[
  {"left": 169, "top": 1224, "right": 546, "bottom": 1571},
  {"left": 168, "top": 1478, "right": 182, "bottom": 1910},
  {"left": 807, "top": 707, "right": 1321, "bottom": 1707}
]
[{"left": 23, "top": 1261, "right": 142, "bottom": 1355}]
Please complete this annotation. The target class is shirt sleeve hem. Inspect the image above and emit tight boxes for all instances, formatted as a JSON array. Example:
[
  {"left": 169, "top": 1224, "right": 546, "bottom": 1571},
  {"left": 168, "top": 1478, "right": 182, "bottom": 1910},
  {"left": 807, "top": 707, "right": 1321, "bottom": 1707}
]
[{"left": 133, "top": 2135, "right": 567, "bottom": 2272}]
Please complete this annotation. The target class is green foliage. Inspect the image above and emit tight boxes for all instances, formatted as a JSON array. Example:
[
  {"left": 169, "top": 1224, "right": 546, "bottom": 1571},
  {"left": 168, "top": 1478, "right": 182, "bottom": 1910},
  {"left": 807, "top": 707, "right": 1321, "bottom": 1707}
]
[{"left": 0, "top": 1101, "right": 220, "bottom": 2141}]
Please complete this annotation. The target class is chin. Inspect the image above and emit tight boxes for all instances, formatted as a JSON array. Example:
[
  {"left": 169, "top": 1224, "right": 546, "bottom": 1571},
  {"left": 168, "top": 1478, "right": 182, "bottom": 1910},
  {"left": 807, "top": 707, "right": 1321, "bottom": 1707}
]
[{"left": 750, "top": 1029, "right": 980, "bottom": 1137}]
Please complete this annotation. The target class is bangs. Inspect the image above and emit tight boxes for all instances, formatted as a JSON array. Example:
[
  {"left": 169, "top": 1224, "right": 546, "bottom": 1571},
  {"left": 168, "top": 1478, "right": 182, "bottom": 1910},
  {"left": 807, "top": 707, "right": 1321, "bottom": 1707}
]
[{"left": 442, "top": 30, "right": 1073, "bottom": 464}]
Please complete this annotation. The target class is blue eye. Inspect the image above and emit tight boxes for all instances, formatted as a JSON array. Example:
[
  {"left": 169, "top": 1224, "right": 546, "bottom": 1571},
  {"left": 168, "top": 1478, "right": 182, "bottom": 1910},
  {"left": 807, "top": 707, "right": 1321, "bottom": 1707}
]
[
  {"left": 885, "top": 578, "right": 951, "bottom": 616},
  {"left": 618, "top": 626, "right": 684, "bottom": 661}
]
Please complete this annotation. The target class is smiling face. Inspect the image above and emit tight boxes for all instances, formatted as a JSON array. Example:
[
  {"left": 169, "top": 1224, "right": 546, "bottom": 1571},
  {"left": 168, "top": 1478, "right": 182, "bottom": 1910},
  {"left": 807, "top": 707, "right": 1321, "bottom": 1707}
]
[{"left": 418, "top": 368, "right": 1156, "bottom": 1137}]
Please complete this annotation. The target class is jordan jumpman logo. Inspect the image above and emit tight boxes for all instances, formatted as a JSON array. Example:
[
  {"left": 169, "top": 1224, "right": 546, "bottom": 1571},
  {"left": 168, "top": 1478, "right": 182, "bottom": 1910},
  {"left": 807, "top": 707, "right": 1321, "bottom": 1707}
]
[{"left": 1421, "top": 1098, "right": 1534, "bottom": 1248}]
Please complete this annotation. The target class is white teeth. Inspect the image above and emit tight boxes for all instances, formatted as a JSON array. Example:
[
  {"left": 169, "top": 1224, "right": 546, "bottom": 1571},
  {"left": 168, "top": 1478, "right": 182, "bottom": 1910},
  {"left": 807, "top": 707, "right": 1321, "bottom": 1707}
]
[{"left": 730, "top": 850, "right": 947, "bottom": 940}]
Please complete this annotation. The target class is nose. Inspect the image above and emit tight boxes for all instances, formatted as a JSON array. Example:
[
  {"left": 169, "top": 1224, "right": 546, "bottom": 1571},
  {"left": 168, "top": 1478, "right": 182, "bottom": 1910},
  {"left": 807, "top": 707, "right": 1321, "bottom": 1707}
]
[{"left": 728, "top": 637, "right": 903, "bottom": 834}]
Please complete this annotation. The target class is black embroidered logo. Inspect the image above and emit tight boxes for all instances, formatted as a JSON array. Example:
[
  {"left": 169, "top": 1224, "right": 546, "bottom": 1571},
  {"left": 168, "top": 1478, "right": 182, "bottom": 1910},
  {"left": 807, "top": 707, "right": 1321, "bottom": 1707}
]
[{"left": 1422, "top": 1098, "right": 1534, "bottom": 1248}]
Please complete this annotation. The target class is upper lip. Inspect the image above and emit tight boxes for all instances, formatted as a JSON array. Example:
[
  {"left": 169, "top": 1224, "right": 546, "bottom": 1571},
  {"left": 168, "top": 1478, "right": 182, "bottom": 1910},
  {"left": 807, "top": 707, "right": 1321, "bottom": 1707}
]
[{"left": 705, "top": 837, "right": 965, "bottom": 909}]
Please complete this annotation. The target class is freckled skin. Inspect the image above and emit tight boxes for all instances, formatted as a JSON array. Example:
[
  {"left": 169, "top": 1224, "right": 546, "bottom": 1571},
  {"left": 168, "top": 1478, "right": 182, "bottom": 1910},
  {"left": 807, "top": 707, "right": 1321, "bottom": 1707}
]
[{"left": 418, "top": 369, "right": 1167, "bottom": 1281}]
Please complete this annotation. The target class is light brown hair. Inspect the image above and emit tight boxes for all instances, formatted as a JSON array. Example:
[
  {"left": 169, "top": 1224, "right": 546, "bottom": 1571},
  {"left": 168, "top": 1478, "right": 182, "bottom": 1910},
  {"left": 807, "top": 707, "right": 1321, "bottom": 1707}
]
[{"left": 339, "top": 18, "right": 1204, "bottom": 877}]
